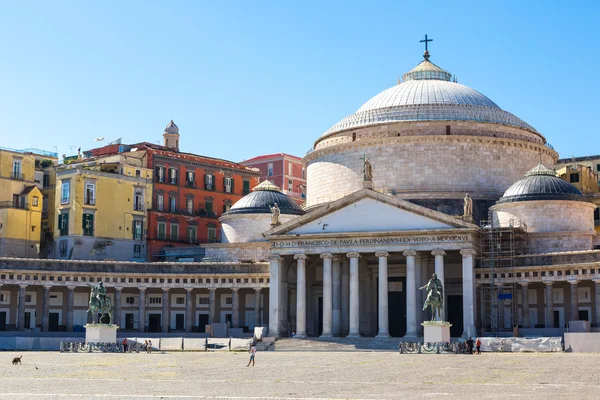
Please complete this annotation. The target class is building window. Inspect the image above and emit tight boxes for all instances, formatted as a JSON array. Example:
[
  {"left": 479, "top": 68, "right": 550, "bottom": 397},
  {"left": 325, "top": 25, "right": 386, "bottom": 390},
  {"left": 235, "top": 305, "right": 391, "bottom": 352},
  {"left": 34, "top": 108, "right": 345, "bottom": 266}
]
[
  {"left": 84, "top": 182, "right": 96, "bottom": 205},
  {"left": 187, "top": 226, "right": 197, "bottom": 244},
  {"left": 59, "top": 240, "right": 68, "bottom": 257},
  {"left": 243, "top": 180, "right": 250, "bottom": 195},
  {"left": 224, "top": 177, "right": 233, "bottom": 194},
  {"left": 42, "top": 198, "right": 48, "bottom": 218},
  {"left": 32, "top": 196, "right": 39, "bottom": 207},
  {"left": 302, "top": 168, "right": 305, "bottom": 179},
  {"left": 156, "top": 166, "right": 165, "bottom": 183},
  {"left": 133, "top": 220, "right": 143, "bottom": 240},
  {"left": 206, "top": 200, "right": 213, "bottom": 216},
  {"left": 12, "top": 159, "right": 22, "bottom": 180},
  {"left": 58, "top": 213, "right": 69, "bottom": 236},
  {"left": 157, "top": 194, "right": 164, "bottom": 211},
  {"left": 43, "top": 173, "right": 50, "bottom": 188},
  {"left": 134, "top": 189, "right": 144, "bottom": 211},
  {"left": 125, "top": 296, "right": 135, "bottom": 305},
  {"left": 205, "top": 174, "right": 213, "bottom": 190},
  {"left": 570, "top": 173, "right": 580, "bottom": 183},
  {"left": 169, "top": 196, "right": 176, "bottom": 212},
  {"left": 198, "top": 295, "right": 209, "bottom": 306},
  {"left": 82, "top": 213, "right": 94, "bottom": 236},
  {"left": 186, "top": 198, "right": 193, "bottom": 214},
  {"left": 61, "top": 181, "right": 70, "bottom": 204},
  {"left": 288, "top": 179, "right": 293, "bottom": 191},
  {"left": 267, "top": 163, "right": 273, "bottom": 177},
  {"left": 288, "top": 162, "right": 292, "bottom": 175},
  {"left": 133, "top": 244, "right": 141, "bottom": 258},
  {"left": 149, "top": 296, "right": 162, "bottom": 304},
  {"left": 186, "top": 171, "right": 195, "bottom": 187},
  {"left": 170, "top": 223, "right": 179, "bottom": 241},
  {"left": 222, "top": 203, "right": 231, "bottom": 213},
  {"left": 169, "top": 168, "right": 178, "bottom": 185},
  {"left": 208, "top": 227, "right": 217, "bottom": 243},
  {"left": 135, "top": 170, "right": 141, "bottom": 177},
  {"left": 157, "top": 222, "right": 166, "bottom": 240},
  {"left": 176, "top": 296, "right": 185, "bottom": 305}
]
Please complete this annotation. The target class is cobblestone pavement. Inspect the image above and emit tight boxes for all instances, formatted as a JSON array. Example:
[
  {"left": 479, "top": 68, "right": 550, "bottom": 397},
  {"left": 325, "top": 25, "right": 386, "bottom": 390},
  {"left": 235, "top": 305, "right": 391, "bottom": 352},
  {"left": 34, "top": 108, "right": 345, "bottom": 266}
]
[{"left": 0, "top": 351, "right": 598, "bottom": 399}]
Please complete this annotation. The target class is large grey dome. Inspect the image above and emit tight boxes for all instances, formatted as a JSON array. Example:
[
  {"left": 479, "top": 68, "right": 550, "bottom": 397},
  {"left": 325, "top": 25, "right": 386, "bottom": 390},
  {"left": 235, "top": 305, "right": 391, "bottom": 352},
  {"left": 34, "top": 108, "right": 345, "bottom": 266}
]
[
  {"left": 224, "top": 180, "right": 305, "bottom": 216},
  {"left": 320, "top": 56, "right": 537, "bottom": 138},
  {"left": 497, "top": 164, "right": 585, "bottom": 204}
]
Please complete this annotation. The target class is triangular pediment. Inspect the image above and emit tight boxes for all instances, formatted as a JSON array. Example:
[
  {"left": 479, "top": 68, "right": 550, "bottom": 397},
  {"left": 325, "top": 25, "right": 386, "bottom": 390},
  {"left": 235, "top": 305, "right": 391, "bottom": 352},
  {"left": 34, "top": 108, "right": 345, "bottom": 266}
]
[{"left": 265, "top": 189, "right": 476, "bottom": 237}]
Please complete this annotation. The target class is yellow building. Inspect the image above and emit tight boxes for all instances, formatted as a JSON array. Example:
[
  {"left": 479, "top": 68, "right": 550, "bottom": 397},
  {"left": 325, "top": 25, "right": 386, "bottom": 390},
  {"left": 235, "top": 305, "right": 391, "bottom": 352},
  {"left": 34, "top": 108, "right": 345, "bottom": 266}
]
[
  {"left": 0, "top": 147, "right": 58, "bottom": 257},
  {"left": 53, "top": 152, "right": 153, "bottom": 261}
]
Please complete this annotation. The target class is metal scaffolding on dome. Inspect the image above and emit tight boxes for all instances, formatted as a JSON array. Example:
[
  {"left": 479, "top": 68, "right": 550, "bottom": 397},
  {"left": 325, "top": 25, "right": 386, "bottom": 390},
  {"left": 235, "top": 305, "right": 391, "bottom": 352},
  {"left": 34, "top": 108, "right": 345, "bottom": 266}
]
[{"left": 478, "top": 209, "right": 528, "bottom": 335}]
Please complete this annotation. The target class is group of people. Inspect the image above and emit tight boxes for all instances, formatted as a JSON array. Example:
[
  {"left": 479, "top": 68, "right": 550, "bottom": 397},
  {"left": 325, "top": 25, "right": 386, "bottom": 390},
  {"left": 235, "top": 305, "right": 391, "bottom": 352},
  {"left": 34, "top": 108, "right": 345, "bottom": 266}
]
[
  {"left": 465, "top": 337, "right": 481, "bottom": 354},
  {"left": 121, "top": 338, "right": 153, "bottom": 353}
]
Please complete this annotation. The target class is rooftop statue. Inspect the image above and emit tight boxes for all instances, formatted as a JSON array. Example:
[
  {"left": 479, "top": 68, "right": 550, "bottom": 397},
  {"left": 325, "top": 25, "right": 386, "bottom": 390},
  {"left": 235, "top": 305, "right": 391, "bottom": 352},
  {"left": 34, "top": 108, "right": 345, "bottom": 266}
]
[
  {"left": 463, "top": 193, "right": 473, "bottom": 220},
  {"left": 419, "top": 273, "right": 444, "bottom": 321},
  {"left": 269, "top": 203, "right": 281, "bottom": 225},
  {"left": 87, "top": 281, "right": 113, "bottom": 324},
  {"left": 363, "top": 157, "right": 373, "bottom": 182}
]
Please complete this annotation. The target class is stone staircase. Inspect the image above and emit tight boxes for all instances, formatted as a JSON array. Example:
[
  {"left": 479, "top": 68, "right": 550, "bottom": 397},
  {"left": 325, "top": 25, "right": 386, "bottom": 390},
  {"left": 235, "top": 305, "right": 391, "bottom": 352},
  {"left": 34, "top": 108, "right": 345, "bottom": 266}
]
[{"left": 258, "top": 337, "right": 401, "bottom": 352}]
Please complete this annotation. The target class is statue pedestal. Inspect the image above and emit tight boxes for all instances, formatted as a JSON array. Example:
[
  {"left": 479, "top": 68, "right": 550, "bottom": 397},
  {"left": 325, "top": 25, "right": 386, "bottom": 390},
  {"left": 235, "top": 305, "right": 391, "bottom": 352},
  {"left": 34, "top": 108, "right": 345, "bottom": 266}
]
[
  {"left": 422, "top": 321, "right": 452, "bottom": 343},
  {"left": 85, "top": 324, "right": 118, "bottom": 344}
]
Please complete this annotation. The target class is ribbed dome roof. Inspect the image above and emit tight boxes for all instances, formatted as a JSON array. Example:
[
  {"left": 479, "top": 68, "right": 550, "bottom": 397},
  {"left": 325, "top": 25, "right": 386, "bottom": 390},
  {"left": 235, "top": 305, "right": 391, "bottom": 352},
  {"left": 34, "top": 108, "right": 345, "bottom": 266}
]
[
  {"left": 164, "top": 120, "right": 179, "bottom": 134},
  {"left": 320, "top": 54, "right": 537, "bottom": 139},
  {"left": 497, "top": 163, "right": 585, "bottom": 204},
  {"left": 224, "top": 180, "right": 305, "bottom": 216}
]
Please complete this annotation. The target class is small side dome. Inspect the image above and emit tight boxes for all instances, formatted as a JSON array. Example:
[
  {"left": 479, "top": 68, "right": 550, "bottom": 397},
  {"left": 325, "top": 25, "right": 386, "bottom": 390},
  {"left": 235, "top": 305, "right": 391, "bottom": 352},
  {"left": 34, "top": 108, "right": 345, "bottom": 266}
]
[
  {"left": 164, "top": 120, "right": 179, "bottom": 134},
  {"left": 225, "top": 180, "right": 305, "bottom": 216},
  {"left": 497, "top": 163, "right": 585, "bottom": 204}
]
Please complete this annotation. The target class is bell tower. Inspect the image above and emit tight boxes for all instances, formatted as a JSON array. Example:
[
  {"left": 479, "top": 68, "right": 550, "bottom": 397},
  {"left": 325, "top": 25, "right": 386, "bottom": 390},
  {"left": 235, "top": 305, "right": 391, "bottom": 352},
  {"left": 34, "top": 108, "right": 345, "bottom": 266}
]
[{"left": 163, "top": 120, "right": 180, "bottom": 151}]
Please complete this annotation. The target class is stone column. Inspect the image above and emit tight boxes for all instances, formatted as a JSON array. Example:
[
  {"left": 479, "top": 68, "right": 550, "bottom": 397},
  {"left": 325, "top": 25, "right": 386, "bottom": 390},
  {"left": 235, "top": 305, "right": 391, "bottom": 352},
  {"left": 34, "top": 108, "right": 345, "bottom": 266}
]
[
  {"left": 415, "top": 255, "right": 423, "bottom": 335},
  {"left": 161, "top": 288, "right": 170, "bottom": 333},
  {"left": 332, "top": 255, "right": 341, "bottom": 336},
  {"left": 232, "top": 288, "right": 240, "bottom": 328},
  {"left": 341, "top": 259, "right": 350, "bottom": 336},
  {"left": 113, "top": 287, "right": 122, "bottom": 329},
  {"left": 431, "top": 250, "right": 446, "bottom": 320},
  {"left": 375, "top": 251, "right": 389, "bottom": 338},
  {"left": 66, "top": 286, "right": 76, "bottom": 332},
  {"left": 41, "top": 285, "right": 51, "bottom": 332},
  {"left": 460, "top": 249, "right": 476, "bottom": 338},
  {"left": 569, "top": 279, "right": 579, "bottom": 322},
  {"left": 17, "top": 285, "right": 27, "bottom": 331},
  {"left": 544, "top": 281, "right": 554, "bottom": 328},
  {"left": 269, "top": 256, "right": 283, "bottom": 337},
  {"left": 404, "top": 251, "right": 417, "bottom": 338},
  {"left": 346, "top": 252, "right": 360, "bottom": 337},
  {"left": 138, "top": 287, "right": 146, "bottom": 333},
  {"left": 320, "top": 253, "right": 333, "bottom": 337},
  {"left": 294, "top": 254, "right": 307, "bottom": 338},
  {"left": 520, "top": 282, "right": 529, "bottom": 329},
  {"left": 185, "top": 288, "right": 193, "bottom": 332},
  {"left": 594, "top": 279, "right": 600, "bottom": 328},
  {"left": 254, "top": 288, "right": 262, "bottom": 328},
  {"left": 208, "top": 288, "right": 216, "bottom": 324}
]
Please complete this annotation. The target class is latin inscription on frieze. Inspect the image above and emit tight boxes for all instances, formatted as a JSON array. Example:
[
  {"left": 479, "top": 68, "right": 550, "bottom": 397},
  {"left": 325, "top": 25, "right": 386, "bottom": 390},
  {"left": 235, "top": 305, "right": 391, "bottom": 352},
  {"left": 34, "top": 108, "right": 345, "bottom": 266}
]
[{"left": 271, "top": 235, "right": 469, "bottom": 248}]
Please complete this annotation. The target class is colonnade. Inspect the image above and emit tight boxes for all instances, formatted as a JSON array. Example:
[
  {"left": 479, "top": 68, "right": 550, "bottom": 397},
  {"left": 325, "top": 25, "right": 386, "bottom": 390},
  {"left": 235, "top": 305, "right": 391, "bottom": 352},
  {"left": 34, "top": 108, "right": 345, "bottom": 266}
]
[{"left": 269, "top": 248, "right": 477, "bottom": 338}]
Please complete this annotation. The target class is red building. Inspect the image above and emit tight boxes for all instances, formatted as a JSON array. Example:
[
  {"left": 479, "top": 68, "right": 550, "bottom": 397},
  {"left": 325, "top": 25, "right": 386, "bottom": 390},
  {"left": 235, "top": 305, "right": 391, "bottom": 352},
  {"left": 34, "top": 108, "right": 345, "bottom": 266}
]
[
  {"left": 240, "top": 153, "right": 306, "bottom": 205},
  {"left": 142, "top": 121, "right": 260, "bottom": 261}
]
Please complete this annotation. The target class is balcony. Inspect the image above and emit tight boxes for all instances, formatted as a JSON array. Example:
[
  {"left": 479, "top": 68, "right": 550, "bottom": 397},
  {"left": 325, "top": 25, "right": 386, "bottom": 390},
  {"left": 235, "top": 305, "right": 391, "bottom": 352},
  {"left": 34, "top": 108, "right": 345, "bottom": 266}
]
[
  {"left": 185, "top": 181, "right": 196, "bottom": 188},
  {"left": 11, "top": 172, "right": 23, "bottom": 180},
  {"left": 0, "top": 201, "right": 28, "bottom": 210},
  {"left": 84, "top": 199, "right": 96, "bottom": 206},
  {"left": 198, "top": 209, "right": 217, "bottom": 219}
]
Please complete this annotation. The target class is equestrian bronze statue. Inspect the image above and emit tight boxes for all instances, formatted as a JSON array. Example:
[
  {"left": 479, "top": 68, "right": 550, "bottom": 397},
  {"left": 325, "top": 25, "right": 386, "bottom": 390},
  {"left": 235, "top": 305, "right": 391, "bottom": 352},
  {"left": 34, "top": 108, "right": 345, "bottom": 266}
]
[
  {"left": 419, "top": 273, "right": 444, "bottom": 321},
  {"left": 87, "top": 281, "right": 113, "bottom": 324}
]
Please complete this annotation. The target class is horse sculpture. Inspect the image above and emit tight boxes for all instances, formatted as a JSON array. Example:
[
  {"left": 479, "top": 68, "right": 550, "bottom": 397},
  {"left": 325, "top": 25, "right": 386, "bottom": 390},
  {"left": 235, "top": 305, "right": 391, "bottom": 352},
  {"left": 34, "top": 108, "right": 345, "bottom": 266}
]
[
  {"left": 420, "top": 273, "right": 444, "bottom": 321},
  {"left": 87, "top": 285, "right": 113, "bottom": 324}
]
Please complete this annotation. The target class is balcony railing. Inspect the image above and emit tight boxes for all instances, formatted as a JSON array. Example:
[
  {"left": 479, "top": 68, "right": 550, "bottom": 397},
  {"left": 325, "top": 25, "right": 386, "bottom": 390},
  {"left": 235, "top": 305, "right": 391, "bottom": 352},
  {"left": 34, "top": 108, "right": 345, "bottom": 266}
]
[
  {"left": 185, "top": 181, "right": 196, "bottom": 188},
  {"left": 149, "top": 207, "right": 218, "bottom": 218},
  {"left": 11, "top": 172, "right": 23, "bottom": 180},
  {"left": 0, "top": 201, "right": 28, "bottom": 210}
]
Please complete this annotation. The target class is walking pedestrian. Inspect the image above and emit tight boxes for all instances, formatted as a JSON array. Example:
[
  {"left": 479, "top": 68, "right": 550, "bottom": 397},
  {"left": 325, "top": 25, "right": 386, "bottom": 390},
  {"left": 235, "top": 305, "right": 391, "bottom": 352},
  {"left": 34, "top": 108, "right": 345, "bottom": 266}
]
[
  {"left": 144, "top": 340, "right": 149, "bottom": 353},
  {"left": 122, "top": 338, "right": 128, "bottom": 353},
  {"left": 475, "top": 338, "right": 481, "bottom": 355},
  {"left": 246, "top": 344, "right": 256, "bottom": 367},
  {"left": 466, "top": 337, "right": 475, "bottom": 354},
  {"left": 148, "top": 340, "right": 153, "bottom": 354}
]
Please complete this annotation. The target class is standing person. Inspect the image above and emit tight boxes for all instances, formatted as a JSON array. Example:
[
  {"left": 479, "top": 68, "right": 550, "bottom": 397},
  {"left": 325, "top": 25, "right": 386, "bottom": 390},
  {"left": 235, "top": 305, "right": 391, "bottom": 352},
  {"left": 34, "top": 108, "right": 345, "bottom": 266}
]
[
  {"left": 148, "top": 340, "right": 153, "bottom": 354},
  {"left": 144, "top": 340, "right": 149, "bottom": 353},
  {"left": 246, "top": 344, "right": 256, "bottom": 367},
  {"left": 122, "top": 338, "right": 128, "bottom": 353},
  {"left": 475, "top": 338, "right": 482, "bottom": 355},
  {"left": 466, "top": 337, "right": 475, "bottom": 354}
]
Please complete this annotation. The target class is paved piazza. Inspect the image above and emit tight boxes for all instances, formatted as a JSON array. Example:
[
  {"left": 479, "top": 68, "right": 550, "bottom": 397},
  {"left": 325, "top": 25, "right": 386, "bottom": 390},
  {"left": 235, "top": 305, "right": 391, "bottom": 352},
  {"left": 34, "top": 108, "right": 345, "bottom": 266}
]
[{"left": 0, "top": 351, "right": 598, "bottom": 399}]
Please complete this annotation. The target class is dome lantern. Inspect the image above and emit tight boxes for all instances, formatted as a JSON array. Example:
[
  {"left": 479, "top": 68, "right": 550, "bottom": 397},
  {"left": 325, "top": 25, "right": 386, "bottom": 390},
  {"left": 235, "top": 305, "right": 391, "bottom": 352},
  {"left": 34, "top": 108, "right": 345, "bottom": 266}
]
[{"left": 163, "top": 120, "right": 180, "bottom": 151}]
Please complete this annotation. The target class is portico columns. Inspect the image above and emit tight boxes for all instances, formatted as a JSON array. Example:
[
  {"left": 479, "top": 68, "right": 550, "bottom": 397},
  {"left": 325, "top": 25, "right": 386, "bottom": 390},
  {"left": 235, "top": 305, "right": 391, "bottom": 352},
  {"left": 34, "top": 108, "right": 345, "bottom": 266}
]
[
  {"left": 161, "top": 288, "right": 170, "bottom": 333},
  {"left": 404, "top": 251, "right": 417, "bottom": 338},
  {"left": 332, "top": 256, "right": 342, "bottom": 336},
  {"left": 42, "top": 285, "right": 51, "bottom": 332},
  {"left": 294, "top": 254, "right": 307, "bottom": 338},
  {"left": 594, "top": 279, "right": 600, "bottom": 327},
  {"left": 67, "top": 286, "right": 76, "bottom": 332},
  {"left": 17, "top": 285, "right": 26, "bottom": 331},
  {"left": 431, "top": 250, "right": 446, "bottom": 320},
  {"left": 254, "top": 288, "right": 262, "bottom": 328},
  {"left": 520, "top": 282, "right": 529, "bottom": 329},
  {"left": 544, "top": 280, "right": 554, "bottom": 328},
  {"left": 375, "top": 251, "right": 389, "bottom": 338},
  {"left": 185, "top": 288, "right": 193, "bottom": 332},
  {"left": 232, "top": 288, "right": 240, "bottom": 328},
  {"left": 269, "top": 256, "right": 283, "bottom": 337},
  {"left": 569, "top": 279, "right": 579, "bottom": 322},
  {"left": 346, "top": 252, "right": 361, "bottom": 337},
  {"left": 341, "top": 259, "right": 350, "bottom": 336},
  {"left": 138, "top": 287, "right": 146, "bottom": 333},
  {"left": 320, "top": 253, "right": 333, "bottom": 337},
  {"left": 460, "top": 249, "right": 476, "bottom": 338},
  {"left": 208, "top": 288, "right": 216, "bottom": 324}
]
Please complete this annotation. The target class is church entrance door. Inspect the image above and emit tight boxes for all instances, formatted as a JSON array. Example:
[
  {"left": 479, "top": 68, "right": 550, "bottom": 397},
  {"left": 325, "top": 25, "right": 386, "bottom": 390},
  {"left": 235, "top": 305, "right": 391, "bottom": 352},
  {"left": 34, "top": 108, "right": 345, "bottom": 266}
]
[{"left": 389, "top": 277, "right": 406, "bottom": 337}]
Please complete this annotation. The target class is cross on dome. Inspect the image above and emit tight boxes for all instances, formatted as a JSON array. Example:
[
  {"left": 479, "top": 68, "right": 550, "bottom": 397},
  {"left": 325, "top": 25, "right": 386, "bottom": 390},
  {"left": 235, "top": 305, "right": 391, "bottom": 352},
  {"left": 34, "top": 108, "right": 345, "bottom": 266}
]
[{"left": 420, "top": 34, "right": 433, "bottom": 52}]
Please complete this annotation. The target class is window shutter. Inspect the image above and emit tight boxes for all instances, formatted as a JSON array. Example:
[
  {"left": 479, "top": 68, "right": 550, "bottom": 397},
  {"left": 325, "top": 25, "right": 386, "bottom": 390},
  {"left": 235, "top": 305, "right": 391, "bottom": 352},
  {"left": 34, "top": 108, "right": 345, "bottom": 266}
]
[
  {"left": 155, "top": 167, "right": 160, "bottom": 181},
  {"left": 223, "top": 176, "right": 227, "bottom": 191},
  {"left": 58, "top": 214, "right": 63, "bottom": 230},
  {"left": 89, "top": 214, "right": 94, "bottom": 231},
  {"left": 230, "top": 178, "right": 234, "bottom": 194},
  {"left": 82, "top": 214, "right": 87, "bottom": 230}
]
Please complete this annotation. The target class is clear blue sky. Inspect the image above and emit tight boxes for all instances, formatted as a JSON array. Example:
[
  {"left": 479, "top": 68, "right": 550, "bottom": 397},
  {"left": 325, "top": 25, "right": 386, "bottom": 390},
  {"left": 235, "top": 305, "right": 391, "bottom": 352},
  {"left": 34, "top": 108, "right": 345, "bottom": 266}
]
[{"left": 0, "top": 1, "right": 598, "bottom": 162}]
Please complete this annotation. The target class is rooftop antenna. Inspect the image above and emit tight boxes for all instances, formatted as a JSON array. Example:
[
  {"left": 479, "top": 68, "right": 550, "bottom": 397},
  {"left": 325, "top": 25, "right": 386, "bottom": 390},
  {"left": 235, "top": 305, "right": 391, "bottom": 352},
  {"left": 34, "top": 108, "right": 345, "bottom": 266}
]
[{"left": 69, "top": 145, "right": 76, "bottom": 155}]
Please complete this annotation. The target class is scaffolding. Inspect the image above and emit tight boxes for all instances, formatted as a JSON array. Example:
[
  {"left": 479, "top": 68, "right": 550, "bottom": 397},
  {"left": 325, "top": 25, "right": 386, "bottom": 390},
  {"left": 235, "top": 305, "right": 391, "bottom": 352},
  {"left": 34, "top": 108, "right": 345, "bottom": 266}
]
[{"left": 479, "top": 209, "right": 527, "bottom": 334}]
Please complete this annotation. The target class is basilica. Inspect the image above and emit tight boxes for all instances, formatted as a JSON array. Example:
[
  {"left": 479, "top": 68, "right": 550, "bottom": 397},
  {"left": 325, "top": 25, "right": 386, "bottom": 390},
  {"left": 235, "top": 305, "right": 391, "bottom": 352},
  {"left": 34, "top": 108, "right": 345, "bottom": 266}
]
[{"left": 1, "top": 47, "right": 598, "bottom": 343}]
